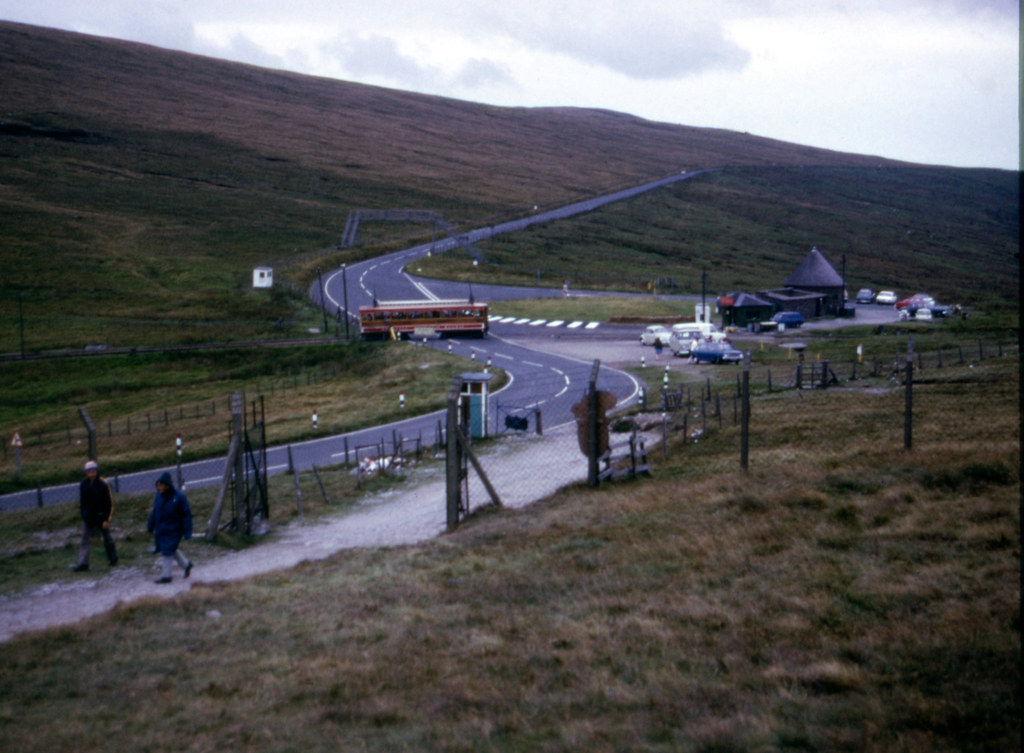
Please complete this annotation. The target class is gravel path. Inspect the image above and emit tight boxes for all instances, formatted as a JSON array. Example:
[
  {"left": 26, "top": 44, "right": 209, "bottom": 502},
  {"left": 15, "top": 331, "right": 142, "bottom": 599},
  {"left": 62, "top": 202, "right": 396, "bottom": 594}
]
[{"left": 0, "top": 425, "right": 614, "bottom": 643}]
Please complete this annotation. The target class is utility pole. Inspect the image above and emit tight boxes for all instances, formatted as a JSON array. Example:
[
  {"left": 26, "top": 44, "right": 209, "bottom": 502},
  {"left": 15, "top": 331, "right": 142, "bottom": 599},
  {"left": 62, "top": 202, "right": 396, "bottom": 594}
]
[
  {"left": 18, "top": 291, "right": 25, "bottom": 358},
  {"left": 316, "top": 265, "right": 328, "bottom": 334},
  {"left": 701, "top": 267, "right": 707, "bottom": 323},
  {"left": 342, "top": 263, "right": 350, "bottom": 341},
  {"left": 841, "top": 254, "right": 847, "bottom": 313}
]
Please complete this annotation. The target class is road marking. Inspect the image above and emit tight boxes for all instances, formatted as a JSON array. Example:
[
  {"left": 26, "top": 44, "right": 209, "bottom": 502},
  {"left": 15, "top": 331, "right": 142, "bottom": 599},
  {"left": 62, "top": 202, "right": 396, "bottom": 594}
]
[
  {"left": 528, "top": 319, "right": 546, "bottom": 326},
  {"left": 585, "top": 321, "right": 600, "bottom": 329},
  {"left": 493, "top": 352, "right": 514, "bottom": 360},
  {"left": 513, "top": 318, "right": 531, "bottom": 325},
  {"left": 405, "top": 274, "right": 440, "bottom": 301},
  {"left": 567, "top": 321, "right": 583, "bottom": 328},
  {"left": 524, "top": 361, "right": 544, "bottom": 368},
  {"left": 546, "top": 320, "right": 565, "bottom": 327}
]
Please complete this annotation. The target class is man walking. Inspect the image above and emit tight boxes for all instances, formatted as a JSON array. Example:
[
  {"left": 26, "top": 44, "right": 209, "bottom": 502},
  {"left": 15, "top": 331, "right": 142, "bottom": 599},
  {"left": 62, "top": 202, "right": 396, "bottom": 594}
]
[{"left": 71, "top": 460, "right": 118, "bottom": 571}]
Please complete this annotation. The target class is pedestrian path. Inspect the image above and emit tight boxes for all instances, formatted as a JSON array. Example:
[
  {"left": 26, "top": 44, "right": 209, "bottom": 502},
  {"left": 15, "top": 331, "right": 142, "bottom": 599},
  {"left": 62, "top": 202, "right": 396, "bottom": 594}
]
[
  {"left": 491, "top": 315, "right": 601, "bottom": 330},
  {"left": 0, "top": 426, "right": 594, "bottom": 643}
]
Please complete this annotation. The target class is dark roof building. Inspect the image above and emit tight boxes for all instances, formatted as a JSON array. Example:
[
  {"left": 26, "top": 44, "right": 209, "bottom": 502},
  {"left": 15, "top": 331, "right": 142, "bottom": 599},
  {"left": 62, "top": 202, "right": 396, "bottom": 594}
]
[
  {"left": 718, "top": 292, "right": 774, "bottom": 328},
  {"left": 758, "top": 246, "right": 846, "bottom": 319},
  {"left": 784, "top": 246, "right": 845, "bottom": 290}
]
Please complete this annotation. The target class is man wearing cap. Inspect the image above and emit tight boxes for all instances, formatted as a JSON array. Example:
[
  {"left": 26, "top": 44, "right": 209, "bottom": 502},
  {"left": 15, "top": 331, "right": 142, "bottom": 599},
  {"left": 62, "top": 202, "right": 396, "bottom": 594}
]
[{"left": 72, "top": 460, "right": 118, "bottom": 571}]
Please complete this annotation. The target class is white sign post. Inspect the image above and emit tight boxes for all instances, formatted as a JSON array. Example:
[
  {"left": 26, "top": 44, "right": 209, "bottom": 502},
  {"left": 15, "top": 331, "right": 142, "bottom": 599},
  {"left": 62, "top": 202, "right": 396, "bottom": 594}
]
[{"left": 10, "top": 431, "right": 23, "bottom": 478}]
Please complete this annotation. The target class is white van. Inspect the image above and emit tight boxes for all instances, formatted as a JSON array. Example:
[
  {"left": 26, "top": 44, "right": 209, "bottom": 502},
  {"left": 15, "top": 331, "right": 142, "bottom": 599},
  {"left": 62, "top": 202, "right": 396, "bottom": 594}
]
[{"left": 668, "top": 322, "right": 726, "bottom": 356}]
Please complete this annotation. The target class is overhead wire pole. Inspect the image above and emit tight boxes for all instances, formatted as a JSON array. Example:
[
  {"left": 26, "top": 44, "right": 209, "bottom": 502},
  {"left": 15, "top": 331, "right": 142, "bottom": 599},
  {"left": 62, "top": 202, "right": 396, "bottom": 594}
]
[
  {"left": 701, "top": 267, "right": 707, "bottom": 323},
  {"left": 316, "top": 265, "right": 328, "bottom": 335},
  {"left": 342, "top": 263, "right": 350, "bottom": 341},
  {"left": 18, "top": 291, "right": 25, "bottom": 358}
]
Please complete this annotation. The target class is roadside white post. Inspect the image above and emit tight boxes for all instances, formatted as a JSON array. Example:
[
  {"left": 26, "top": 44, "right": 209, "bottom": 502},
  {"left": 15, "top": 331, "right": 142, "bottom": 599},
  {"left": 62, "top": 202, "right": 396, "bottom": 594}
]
[{"left": 176, "top": 433, "right": 185, "bottom": 489}]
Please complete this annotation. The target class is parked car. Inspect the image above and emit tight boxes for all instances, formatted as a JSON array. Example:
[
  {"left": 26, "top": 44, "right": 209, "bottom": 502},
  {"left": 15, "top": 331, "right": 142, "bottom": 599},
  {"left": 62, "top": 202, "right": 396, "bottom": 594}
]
[
  {"left": 855, "top": 288, "right": 876, "bottom": 304},
  {"left": 690, "top": 341, "right": 744, "bottom": 364},
  {"left": 639, "top": 324, "right": 670, "bottom": 346},
  {"left": 668, "top": 322, "right": 726, "bottom": 356},
  {"left": 874, "top": 290, "right": 898, "bottom": 305},
  {"left": 896, "top": 293, "right": 936, "bottom": 312},
  {"left": 771, "top": 310, "right": 804, "bottom": 328}
]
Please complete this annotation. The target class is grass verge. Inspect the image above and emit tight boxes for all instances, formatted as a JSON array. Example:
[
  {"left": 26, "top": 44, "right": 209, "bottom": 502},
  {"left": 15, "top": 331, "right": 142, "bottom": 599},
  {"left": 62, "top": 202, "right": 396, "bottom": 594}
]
[{"left": 0, "top": 341, "right": 501, "bottom": 494}]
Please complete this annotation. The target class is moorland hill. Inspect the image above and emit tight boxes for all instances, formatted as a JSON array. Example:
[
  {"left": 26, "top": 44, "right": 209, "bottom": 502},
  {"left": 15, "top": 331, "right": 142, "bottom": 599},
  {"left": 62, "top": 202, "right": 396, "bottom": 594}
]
[{"left": 0, "top": 21, "right": 1015, "bottom": 350}]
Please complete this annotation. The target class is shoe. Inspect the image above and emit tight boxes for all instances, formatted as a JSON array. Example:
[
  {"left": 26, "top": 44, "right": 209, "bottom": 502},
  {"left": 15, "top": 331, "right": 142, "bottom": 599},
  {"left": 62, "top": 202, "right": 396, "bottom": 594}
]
[
  {"left": 154, "top": 577, "right": 172, "bottom": 584},
  {"left": 71, "top": 563, "right": 89, "bottom": 572},
  {"left": 184, "top": 561, "right": 193, "bottom": 579}
]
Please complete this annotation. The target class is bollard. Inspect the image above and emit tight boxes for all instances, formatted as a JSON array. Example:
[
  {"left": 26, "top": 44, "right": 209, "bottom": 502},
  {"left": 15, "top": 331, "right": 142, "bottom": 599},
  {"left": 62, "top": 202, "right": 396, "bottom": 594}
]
[
  {"left": 641, "top": 355, "right": 646, "bottom": 368},
  {"left": 312, "top": 409, "right": 318, "bottom": 430},
  {"left": 400, "top": 392, "right": 406, "bottom": 409}
]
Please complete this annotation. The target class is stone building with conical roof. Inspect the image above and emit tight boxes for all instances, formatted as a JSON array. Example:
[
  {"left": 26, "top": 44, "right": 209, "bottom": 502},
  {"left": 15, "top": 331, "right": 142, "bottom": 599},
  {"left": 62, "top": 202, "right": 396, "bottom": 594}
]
[{"left": 757, "top": 246, "right": 847, "bottom": 320}]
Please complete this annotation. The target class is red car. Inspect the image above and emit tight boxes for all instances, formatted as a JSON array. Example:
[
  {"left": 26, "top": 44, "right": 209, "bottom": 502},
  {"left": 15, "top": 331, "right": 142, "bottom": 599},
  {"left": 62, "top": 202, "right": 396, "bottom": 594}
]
[{"left": 895, "top": 293, "right": 936, "bottom": 311}]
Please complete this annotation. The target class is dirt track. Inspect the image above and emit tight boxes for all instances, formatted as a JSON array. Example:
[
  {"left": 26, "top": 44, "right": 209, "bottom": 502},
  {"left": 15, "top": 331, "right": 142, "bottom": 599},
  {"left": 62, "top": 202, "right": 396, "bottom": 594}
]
[{"left": 0, "top": 424, "right": 626, "bottom": 643}]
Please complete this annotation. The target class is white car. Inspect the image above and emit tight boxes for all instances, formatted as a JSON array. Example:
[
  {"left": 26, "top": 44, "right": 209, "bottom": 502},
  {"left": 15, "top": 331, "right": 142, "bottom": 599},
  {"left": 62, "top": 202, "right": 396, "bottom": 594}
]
[
  {"left": 669, "top": 328, "right": 727, "bottom": 356},
  {"left": 639, "top": 325, "right": 670, "bottom": 346},
  {"left": 875, "top": 290, "right": 898, "bottom": 305}
]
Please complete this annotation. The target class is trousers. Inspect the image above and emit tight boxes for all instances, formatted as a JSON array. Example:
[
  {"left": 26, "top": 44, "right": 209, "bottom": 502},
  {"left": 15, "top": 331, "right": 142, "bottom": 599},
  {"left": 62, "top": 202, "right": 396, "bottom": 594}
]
[
  {"left": 79, "top": 523, "right": 118, "bottom": 566},
  {"left": 160, "top": 549, "right": 190, "bottom": 579}
]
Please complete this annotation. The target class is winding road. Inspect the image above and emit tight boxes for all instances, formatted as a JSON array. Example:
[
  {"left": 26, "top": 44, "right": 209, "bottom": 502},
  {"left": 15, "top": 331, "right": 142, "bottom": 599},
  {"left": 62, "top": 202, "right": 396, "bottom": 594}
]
[{"left": 0, "top": 171, "right": 708, "bottom": 513}]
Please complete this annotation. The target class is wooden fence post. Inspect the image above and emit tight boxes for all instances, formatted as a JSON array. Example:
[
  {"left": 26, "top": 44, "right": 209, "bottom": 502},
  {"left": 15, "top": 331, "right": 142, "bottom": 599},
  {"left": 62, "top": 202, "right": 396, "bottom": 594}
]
[
  {"left": 741, "top": 352, "right": 750, "bottom": 471},
  {"left": 446, "top": 376, "right": 462, "bottom": 529},
  {"left": 588, "top": 360, "right": 600, "bottom": 488},
  {"left": 904, "top": 345, "right": 913, "bottom": 450}
]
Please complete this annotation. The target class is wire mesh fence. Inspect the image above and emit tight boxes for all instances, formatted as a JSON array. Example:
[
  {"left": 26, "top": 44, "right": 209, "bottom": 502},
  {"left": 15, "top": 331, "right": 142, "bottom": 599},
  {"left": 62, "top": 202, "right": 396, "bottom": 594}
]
[
  {"left": 2, "top": 337, "right": 1018, "bottom": 539},
  {"left": 450, "top": 337, "right": 1020, "bottom": 527}
]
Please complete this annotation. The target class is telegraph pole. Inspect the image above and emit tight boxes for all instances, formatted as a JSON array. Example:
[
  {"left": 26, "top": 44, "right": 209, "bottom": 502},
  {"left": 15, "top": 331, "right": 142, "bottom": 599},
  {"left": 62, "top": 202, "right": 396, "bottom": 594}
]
[
  {"left": 316, "top": 265, "right": 328, "bottom": 334},
  {"left": 342, "top": 263, "right": 350, "bottom": 341},
  {"left": 701, "top": 267, "right": 707, "bottom": 323},
  {"left": 18, "top": 291, "right": 25, "bottom": 358}
]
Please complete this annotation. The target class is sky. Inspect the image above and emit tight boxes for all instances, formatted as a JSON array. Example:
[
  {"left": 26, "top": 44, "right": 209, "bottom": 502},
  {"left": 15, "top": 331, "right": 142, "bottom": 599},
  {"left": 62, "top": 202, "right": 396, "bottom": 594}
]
[{"left": 2, "top": 0, "right": 1019, "bottom": 170}]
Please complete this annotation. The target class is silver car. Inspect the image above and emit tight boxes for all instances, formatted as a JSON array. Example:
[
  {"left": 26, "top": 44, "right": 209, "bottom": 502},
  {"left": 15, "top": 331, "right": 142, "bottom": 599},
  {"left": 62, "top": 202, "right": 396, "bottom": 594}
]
[{"left": 640, "top": 325, "right": 670, "bottom": 346}]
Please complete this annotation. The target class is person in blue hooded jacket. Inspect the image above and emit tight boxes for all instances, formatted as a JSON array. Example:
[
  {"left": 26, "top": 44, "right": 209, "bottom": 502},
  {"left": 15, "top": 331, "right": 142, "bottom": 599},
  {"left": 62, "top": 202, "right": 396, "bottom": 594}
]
[{"left": 148, "top": 471, "right": 194, "bottom": 584}]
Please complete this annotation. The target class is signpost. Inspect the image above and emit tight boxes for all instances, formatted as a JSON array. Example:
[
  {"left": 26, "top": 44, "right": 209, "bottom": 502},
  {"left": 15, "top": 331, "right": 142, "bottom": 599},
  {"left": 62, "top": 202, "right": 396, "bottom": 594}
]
[{"left": 11, "top": 431, "right": 22, "bottom": 478}]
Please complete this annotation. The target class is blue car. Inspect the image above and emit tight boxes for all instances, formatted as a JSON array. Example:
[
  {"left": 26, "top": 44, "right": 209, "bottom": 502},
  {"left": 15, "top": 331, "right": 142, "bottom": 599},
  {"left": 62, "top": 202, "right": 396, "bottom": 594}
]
[
  {"left": 691, "top": 341, "right": 744, "bottom": 364},
  {"left": 771, "top": 311, "right": 804, "bottom": 328}
]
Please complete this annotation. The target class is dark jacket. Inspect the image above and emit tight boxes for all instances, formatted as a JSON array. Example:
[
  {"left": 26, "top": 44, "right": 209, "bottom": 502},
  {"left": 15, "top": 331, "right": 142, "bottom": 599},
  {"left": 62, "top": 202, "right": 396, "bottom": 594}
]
[
  {"left": 79, "top": 476, "right": 113, "bottom": 528},
  {"left": 147, "top": 472, "right": 193, "bottom": 556}
]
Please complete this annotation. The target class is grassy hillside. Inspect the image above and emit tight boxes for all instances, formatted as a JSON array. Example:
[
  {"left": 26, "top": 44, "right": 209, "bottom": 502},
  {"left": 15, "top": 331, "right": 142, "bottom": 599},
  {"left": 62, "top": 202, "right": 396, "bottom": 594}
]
[
  {"left": 0, "top": 343, "right": 1017, "bottom": 752},
  {"left": 419, "top": 166, "right": 1020, "bottom": 312},
  {"left": 3, "top": 20, "right": 1001, "bottom": 353}
]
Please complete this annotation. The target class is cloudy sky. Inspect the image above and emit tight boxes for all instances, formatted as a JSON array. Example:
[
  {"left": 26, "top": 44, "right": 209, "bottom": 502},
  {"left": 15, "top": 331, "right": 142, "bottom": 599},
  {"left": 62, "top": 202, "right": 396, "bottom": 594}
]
[{"left": 3, "top": 0, "right": 1019, "bottom": 169}]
